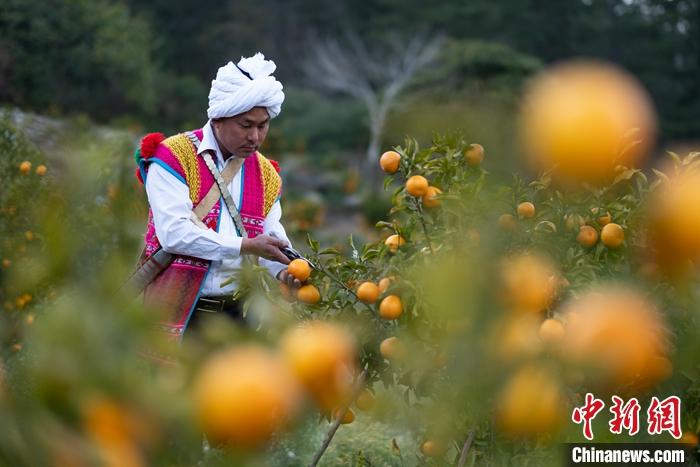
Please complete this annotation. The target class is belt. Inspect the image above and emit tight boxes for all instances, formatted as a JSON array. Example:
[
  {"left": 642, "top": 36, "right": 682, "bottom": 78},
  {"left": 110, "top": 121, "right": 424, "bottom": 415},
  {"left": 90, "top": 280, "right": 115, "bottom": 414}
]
[{"left": 195, "top": 296, "right": 240, "bottom": 314}]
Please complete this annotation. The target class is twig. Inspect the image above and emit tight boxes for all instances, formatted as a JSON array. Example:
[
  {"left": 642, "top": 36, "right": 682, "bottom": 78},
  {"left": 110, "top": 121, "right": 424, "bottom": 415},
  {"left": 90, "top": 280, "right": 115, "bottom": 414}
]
[
  {"left": 314, "top": 264, "right": 376, "bottom": 315},
  {"left": 457, "top": 430, "right": 475, "bottom": 467},
  {"left": 308, "top": 369, "right": 368, "bottom": 467},
  {"left": 412, "top": 197, "right": 435, "bottom": 254}
]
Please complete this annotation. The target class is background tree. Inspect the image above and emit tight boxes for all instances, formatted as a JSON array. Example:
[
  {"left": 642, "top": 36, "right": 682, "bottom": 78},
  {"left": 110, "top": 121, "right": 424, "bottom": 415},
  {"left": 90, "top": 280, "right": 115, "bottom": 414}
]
[{"left": 302, "top": 31, "right": 443, "bottom": 192}]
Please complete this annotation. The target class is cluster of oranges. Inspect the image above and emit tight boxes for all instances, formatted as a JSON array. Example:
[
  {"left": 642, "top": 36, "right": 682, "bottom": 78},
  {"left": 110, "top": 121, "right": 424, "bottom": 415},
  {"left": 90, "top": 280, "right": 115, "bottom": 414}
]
[
  {"left": 282, "top": 258, "right": 320, "bottom": 304},
  {"left": 193, "top": 320, "right": 360, "bottom": 450},
  {"left": 18, "top": 160, "right": 47, "bottom": 176},
  {"left": 380, "top": 148, "right": 466, "bottom": 210}
]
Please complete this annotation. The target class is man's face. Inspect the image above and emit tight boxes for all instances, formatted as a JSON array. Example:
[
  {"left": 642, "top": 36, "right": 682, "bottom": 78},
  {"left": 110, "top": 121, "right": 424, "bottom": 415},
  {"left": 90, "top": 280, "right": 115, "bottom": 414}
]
[{"left": 212, "top": 106, "right": 270, "bottom": 158}]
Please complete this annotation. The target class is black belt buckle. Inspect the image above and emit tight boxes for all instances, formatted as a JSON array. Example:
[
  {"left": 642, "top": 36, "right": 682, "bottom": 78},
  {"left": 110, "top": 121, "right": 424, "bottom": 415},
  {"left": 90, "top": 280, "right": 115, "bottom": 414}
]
[{"left": 197, "top": 297, "right": 225, "bottom": 313}]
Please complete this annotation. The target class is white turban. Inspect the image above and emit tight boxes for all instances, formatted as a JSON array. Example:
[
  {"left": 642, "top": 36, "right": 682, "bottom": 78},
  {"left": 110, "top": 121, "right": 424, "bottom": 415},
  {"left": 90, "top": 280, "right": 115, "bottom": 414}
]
[{"left": 207, "top": 53, "right": 285, "bottom": 120}]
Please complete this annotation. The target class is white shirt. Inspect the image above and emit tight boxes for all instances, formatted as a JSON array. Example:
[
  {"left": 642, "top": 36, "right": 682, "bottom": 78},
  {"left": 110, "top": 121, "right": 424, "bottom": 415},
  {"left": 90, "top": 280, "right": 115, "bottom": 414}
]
[{"left": 145, "top": 121, "right": 289, "bottom": 296}]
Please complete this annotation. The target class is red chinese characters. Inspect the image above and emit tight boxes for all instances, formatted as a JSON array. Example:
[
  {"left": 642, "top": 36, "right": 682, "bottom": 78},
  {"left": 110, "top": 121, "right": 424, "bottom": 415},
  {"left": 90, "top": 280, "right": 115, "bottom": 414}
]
[
  {"left": 647, "top": 396, "right": 682, "bottom": 439},
  {"left": 609, "top": 395, "right": 641, "bottom": 436},
  {"left": 572, "top": 393, "right": 606, "bottom": 440},
  {"left": 572, "top": 394, "right": 683, "bottom": 440}
]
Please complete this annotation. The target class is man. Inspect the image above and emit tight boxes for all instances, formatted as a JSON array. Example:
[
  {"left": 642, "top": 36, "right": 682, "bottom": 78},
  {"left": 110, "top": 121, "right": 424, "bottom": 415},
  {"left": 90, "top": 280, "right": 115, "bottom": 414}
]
[{"left": 134, "top": 53, "right": 301, "bottom": 339}]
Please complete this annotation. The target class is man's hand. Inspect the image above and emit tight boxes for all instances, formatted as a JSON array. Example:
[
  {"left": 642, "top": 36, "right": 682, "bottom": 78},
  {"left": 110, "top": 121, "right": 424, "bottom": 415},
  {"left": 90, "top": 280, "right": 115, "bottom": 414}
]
[
  {"left": 241, "top": 235, "right": 290, "bottom": 264},
  {"left": 276, "top": 269, "right": 303, "bottom": 290}
]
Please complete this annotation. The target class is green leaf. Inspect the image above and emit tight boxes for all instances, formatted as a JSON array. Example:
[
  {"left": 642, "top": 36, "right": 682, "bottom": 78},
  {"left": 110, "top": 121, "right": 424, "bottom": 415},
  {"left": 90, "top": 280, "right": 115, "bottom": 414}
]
[{"left": 306, "top": 233, "right": 320, "bottom": 253}]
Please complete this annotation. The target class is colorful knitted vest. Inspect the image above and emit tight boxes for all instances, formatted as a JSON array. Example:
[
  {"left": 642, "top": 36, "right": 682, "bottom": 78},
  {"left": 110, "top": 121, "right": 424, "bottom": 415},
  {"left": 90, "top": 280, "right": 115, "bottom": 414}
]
[{"left": 134, "top": 129, "right": 281, "bottom": 338}]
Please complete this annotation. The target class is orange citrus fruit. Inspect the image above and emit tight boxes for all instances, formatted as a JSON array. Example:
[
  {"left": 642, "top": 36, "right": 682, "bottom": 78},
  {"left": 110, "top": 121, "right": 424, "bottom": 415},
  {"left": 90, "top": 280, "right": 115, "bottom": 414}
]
[
  {"left": 561, "top": 288, "right": 670, "bottom": 391},
  {"left": 576, "top": 225, "right": 599, "bottom": 248},
  {"left": 601, "top": 223, "right": 624, "bottom": 248},
  {"left": 379, "top": 295, "right": 403, "bottom": 320},
  {"left": 539, "top": 318, "right": 565, "bottom": 345},
  {"left": 464, "top": 143, "right": 485, "bottom": 167},
  {"left": 406, "top": 175, "right": 429, "bottom": 197},
  {"left": 1, "top": 259, "right": 10, "bottom": 268},
  {"left": 378, "top": 277, "right": 392, "bottom": 293},
  {"left": 287, "top": 259, "right": 311, "bottom": 282},
  {"left": 565, "top": 214, "right": 585, "bottom": 231},
  {"left": 496, "top": 364, "right": 566, "bottom": 438},
  {"left": 355, "top": 389, "right": 375, "bottom": 411},
  {"left": 648, "top": 169, "right": 700, "bottom": 269},
  {"left": 420, "top": 440, "right": 446, "bottom": 458},
  {"left": 297, "top": 284, "right": 320, "bottom": 304},
  {"left": 356, "top": 282, "right": 380, "bottom": 304},
  {"left": 19, "top": 161, "right": 31, "bottom": 174},
  {"left": 422, "top": 186, "right": 442, "bottom": 208},
  {"left": 592, "top": 208, "right": 612, "bottom": 226},
  {"left": 379, "top": 337, "right": 405, "bottom": 361},
  {"left": 333, "top": 408, "right": 355, "bottom": 424},
  {"left": 501, "top": 253, "right": 557, "bottom": 313},
  {"left": 35, "top": 164, "right": 47, "bottom": 176},
  {"left": 498, "top": 213, "right": 517, "bottom": 231},
  {"left": 193, "top": 346, "right": 302, "bottom": 449},
  {"left": 380, "top": 151, "right": 401, "bottom": 174},
  {"left": 679, "top": 432, "right": 699, "bottom": 447},
  {"left": 280, "top": 321, "right": 357, "bottom": 410},
  {"left": 520, "top": 60, "right": 656, "bottom": 184},
  {"left": 517, "top": 201, "right": 536, "bottom": 219},
  {"left": 385, "top": 234, "right": 405, "bottom": 253}
]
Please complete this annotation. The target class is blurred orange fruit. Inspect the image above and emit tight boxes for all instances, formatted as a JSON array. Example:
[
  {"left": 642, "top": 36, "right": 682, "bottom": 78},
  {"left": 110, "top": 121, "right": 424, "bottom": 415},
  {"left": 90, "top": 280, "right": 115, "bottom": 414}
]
[
  {"left": 601, "top": 223, "right": 625, "bottom": 248},
  {"left": 281, "top": 321, "right": 357, "bottom": 411},
  {"left": 406, "top": 175, "right": 429, "bottom": 197},
  {"left": 297, "top": 284, "right": 320, "bottom": 304},
  {"left": 385, "top": 234, "right": 405, "bottom": 253},
  {"left": 464, "top": 143, "right": 485, "bottom": 167},
  {"left": 19, "top": 161, "right": 31, "bottom": 174},
  {"left": 420, "top": 439, "right": 447, "bottom": 458},
  {"left": 561, "top": 288, "right": 670, "bottom": 392},
  {"left": 380, "top": 151, "right": 401, "bottom": 174},
  {"left": 592, "top": 208, "right": 612, "bottom": 226},
  {"left": 356, "top": 282, "right": 380, "bottom": 304},
  {"left": 496, "top": 314, "right": 543, "bottom": 362},
  {"left": 520, "top": 60, "right": 656, "bottom": 184},
  {"left": 379, "top": 295, "right": 403, "bottom": 320},
  {"left": 501, "top": 253, "right": 557, "bottom": 312},
  {"left": 539, "top": 318, "right": 565, "bottom": 345},
  {"left": 35, "top": 164, "right": 47, "bottom": 176},
  {"left": 378, "top": 277, "right": 392, "bottom": 293},
  {"left": 333, "top": 408, "right": 355, "bottom": 424},
  {"left": 422, "top": 186, "right": 442, "bottom": 208},
  {"left": 25, "top": 231, "right": 34, "bottom": 241},
  {"left": 517, "top": 202, "right": 536, "bottom": 219},
  {"left": 649, "top": 169, "right": 700, "bottom": 269},
  {"left": 380, "top": 337, "right": 405, "bottom": 362},
  {"left": 577, "top": 225, "right": 599, "bottom": 248},
  {"left": 498, "top": 213, "right": 517, "bottom": 231},
  {"left": 193, "top": 346, "right": 301, "bottom": 449},
  {"left": 679, "top": 432, "right": 699, "bottom": 447},
  {"left": 288, "top": 259, "right": 311, "bottom": 282},
  {"left": 1, "top": 259, "right": 10, "bottom": 268},
  {"left": 565, "top": 214, "right": 585, "bottom": 231},
  {"left": 496, "top": 364, "right": 566, "bottom": 437},
  {"left": 355, "top": 388, "right": 376, "bottom": 411}
]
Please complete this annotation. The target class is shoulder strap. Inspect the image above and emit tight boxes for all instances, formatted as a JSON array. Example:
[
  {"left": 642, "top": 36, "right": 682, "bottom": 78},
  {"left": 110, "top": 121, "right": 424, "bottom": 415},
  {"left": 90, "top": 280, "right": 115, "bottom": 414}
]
[
  {"left": 182, "top": 131, "right": 243, "bottom": 230},
  {"left": 201, "top": 151, "right": 248, "bottom": 237}
]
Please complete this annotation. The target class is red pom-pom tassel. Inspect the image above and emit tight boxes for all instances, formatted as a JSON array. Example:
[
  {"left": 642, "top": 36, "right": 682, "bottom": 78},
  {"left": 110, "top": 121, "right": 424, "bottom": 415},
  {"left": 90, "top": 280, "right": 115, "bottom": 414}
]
[
  {"left": 140, "top": 132, "right": 166, "bottom": 159},
  {"left": 269, "top": 159, "right": 281, "bottom": 173},
  {"left": 135, "top": 167, "right": 144, "bottom": 184}
]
